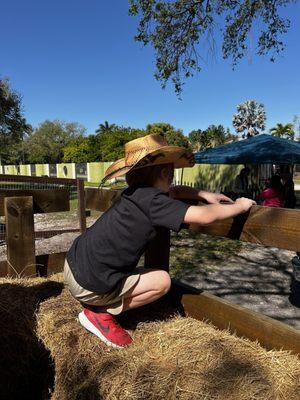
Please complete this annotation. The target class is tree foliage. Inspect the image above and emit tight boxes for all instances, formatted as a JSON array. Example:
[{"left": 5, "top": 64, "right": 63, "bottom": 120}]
[
  {"left": 95, "top": 127, "right": 146, "bottom": 161},
  {"left": 62, "top": 123, "right": 192, "bottom": 162},
  {"left": 24, "top": 120, "right": 85, "bottom": 164},
  {"left": 0, "top": 78, "right": 31, "bottom": 164},
  {"left": 188, "top": 124, "right": 237, "bottom": 151},
  {"left": 64, "top": 127, "right": 145, "bottom": 162},
  {"left": 233, "top": 100, "right": 266, "bottom": 138},
  {"left": 63, "top": 136, "right": 94, "bottom": 163},
  {"left": 270, "top": 122, "right": 295, "bottom": 140},
  {"left": 95, "top": 121, "right": 117, "bottom": 134},
  {"left": 146, "top": 122, "right": 191, "bottom": 149},
  {"left": 129, "top": 0, "right": 295, "bottom": 94}
]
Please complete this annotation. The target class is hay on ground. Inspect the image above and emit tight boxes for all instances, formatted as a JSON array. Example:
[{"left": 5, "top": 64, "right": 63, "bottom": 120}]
[
  {"left": 35, "top": 276, "right": 300, "bottom": 400},
  {"left": 1, "top": 273, "right": 299, "bottom": 399},
  {"left": 0, "top": 274, "right": 63, "bottom": 399}
]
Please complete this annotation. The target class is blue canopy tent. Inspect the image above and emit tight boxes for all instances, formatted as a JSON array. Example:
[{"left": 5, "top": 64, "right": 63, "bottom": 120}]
[{"left": 194, "top": 134, "right": 300, "bottom": 165}]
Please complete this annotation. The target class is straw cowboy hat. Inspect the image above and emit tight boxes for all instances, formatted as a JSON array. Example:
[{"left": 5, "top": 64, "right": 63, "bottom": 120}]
[{"left": 101, "top": 133, "right": 195, "bottom": 184}]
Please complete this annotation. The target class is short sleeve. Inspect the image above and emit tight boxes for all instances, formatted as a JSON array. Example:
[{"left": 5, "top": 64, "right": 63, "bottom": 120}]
[{"left": 149, "top": 191, "right": 190, "bottom": 232}]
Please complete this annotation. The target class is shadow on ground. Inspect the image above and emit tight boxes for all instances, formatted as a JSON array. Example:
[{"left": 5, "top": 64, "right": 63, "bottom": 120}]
[
  {"left": 170, "top": 231, "right": 300, "bottom": 329},
  {"left": 0, "top": 279, "right": 63, "bottom": 400}
]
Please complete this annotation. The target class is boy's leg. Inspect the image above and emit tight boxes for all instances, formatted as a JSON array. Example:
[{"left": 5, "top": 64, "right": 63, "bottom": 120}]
[
  {"left": 69, "top": 266, "right": 171, "bottom": 349},
  {"left": 122, "top": 269, "right": 171, "bottom": 312},
  {"left": 64, "top": 259, "right": 133, "bottom": 348}
]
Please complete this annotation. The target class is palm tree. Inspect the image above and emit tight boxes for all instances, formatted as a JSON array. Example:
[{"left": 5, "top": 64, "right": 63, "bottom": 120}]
[
  {"left": 188, "top": 125, "right": 237, "bottom": 151},
  {"left": 293, "top": 115, "right": 300, "bottom": 140},
  {"left": 95, "top": 121, "right": 116, "bottom": 134},
  {"left": 270, "top": 123, "right": 295, "bottom": 140},
  {"left": 233, "top": 100, "right": 266, "bottom": 138},
  {"left": 205, "top": 125, "right": 227, "bottom": 147}
]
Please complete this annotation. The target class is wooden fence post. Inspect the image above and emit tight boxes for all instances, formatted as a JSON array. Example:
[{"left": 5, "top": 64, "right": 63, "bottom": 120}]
[
  {"left": 4, "top": 196, "right": 36, "bottom": 278},
  {"left": 77, "top": 178, "right": 86, "bottom": 233},
  {"left": 144, "top": 227, "right": 170, "bottom": 271}
]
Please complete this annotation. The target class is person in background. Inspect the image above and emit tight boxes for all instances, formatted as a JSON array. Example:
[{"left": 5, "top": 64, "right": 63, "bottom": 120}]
[
  {"left": 281, "top": 172, "right": 296, "bottom": 209},
  {"left": 260, "top": 175, "right": 284, "bottom": 208},
  {"left": 233, "top": 167, "right": 250, "bottom": 197}
]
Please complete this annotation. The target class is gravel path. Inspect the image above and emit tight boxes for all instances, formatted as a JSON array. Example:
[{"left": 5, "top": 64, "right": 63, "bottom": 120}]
[{"left": 174, "top": 238, "right": 300, "bottom": 329}]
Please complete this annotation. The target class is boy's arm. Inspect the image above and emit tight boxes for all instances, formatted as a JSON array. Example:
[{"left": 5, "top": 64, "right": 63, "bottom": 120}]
[
  {"left": 169, "top": 185, "right": 233, "bottom": 204},
  {"left": 183, "top": 198, "right": 256, "bottom": 225}
]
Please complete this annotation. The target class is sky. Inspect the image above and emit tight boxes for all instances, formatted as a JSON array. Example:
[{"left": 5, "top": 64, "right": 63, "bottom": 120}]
[{"left": 1, "top": 0, "right": 300, "bottom": 136}]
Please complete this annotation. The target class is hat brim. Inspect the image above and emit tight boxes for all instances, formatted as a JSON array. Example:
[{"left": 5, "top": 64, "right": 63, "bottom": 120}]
[{"left": 103, "top": 146, "right": 195, "bottom": 183}]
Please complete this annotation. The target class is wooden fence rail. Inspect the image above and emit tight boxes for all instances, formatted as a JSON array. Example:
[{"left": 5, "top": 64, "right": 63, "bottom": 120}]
[
  {"left": 85, "top": 188, "right": 300, "bottom": 252},
  {"left": 0, "top": 179, "right": 86, "bottom": 277},
  {"left": 193, "top": 204, "right": 300, "bottom": 252},
  {"left": 0, "top": 173, "right": 77, "bottom": 185},
  {"left": 0, "top": 189, "right": 69, "bottom": 216}
]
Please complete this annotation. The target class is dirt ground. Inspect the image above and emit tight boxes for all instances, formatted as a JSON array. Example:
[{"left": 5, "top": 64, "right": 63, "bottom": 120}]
[
  {"left": 1, "top": 211, "right": 300, "bottom": 330},
  {"left": 170, "top": 230, "right": 300, "bottom": 329}
]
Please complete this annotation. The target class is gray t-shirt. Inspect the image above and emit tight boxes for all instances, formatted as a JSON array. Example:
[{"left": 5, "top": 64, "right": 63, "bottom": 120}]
[{"left": 66, "top": 184, "right": 190, "bottom": 293}]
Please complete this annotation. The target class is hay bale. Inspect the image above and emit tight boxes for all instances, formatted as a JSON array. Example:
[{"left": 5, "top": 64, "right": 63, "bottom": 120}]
[
  {"left": 1, "top": 272, "right": 299, "bottom": 399},
  {"left": 37, "top": 282, "right": 300, "bottom": 400},
  {"left": 0, "top": 274, "right": 63, "bottom": 399}
]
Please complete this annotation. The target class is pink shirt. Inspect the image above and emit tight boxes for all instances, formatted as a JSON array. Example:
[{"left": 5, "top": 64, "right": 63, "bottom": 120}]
[{"left": 260, "top": 188, "right": 284, "bottom": 208}]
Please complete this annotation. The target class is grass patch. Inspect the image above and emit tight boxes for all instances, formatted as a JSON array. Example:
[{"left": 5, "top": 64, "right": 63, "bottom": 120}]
[
  {"left": 84, "top": 181, "right": 99, "bottom": 187},
  {"left": 84, "top": 181, "right": 126, "bottom": 188},
  {"left": 170, "top": 230, "right": 243, "bottom": 279}
]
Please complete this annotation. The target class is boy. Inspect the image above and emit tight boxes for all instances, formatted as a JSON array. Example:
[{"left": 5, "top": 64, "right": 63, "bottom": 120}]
[{"left": 64, "top": 134, "right": 255, "bottom": 348}]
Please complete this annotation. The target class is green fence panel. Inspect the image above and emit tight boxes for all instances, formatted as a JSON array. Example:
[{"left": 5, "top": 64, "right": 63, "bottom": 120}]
[
  {"left": 175, "top": 164, "right": 243, "bottom": 191},
  {"left": 0, "top": 162, "right": 242, "bottom": 192},
  {"left": 4, "top": 165, "right": 18, "bottom": 175},
  {"left": 19, "top": 165, "right": 31, "bottom": 175},
  {"left": 57, "top": 163, "right": 76, "bottom": 179},
  {"left": 35, "top": 164, "right": 48, "bottom": 176},
  {"left": 87, "top": 162, "right": 113, "bottom": 184}
]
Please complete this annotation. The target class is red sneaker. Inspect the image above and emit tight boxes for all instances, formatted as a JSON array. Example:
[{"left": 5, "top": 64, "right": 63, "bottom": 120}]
[{"left": 78, "top": 309, "right": 132, "bottom": 349}]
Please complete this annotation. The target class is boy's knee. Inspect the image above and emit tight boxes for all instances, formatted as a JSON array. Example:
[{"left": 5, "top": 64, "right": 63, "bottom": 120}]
[{"left": 156, "top": 271, "right": 171, "bottom": 295}]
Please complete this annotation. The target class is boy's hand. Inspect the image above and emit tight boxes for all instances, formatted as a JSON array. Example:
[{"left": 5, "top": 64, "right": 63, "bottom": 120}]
[
  {"left": 235, "top": 197, "right": 256, "bottom": 213},
  {"left": 199, "top": 191, "right": 234, "bottom": 204}
]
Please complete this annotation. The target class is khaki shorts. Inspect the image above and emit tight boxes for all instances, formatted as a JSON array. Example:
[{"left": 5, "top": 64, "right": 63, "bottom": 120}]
[{"left": 63, "top": 259, "right": 141, "bottom": 315}]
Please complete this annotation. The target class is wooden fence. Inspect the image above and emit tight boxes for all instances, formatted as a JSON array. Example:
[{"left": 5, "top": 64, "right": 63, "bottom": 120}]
[
  {"left": 0, "top": 174, "right": 86, "bottom": 276},
  {"left": 0, "top": 174, "right": 86, "bottom": 238},
  {"left": 0, "top": 185, "right": 299, "bottom": 355}
]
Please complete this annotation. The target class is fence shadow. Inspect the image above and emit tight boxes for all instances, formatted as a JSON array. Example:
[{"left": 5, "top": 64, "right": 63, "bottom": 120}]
[{"left": 170, "top": 231, "right": 300, "bottom": 329}]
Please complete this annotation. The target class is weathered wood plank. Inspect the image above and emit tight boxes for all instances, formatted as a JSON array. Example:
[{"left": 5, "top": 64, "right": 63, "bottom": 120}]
[
  {"left": 0, "top": 228, "right": 80, "bottom": 240},
  {"left": 85, "top": 188, "right": 123, "bottom": 212},
  {"left": 0, "top": 173, "right": 76, "bottom": 185},
  {"left": 77, "top": 179, "right": 86, "bottom": 233},
  {"left": 174, "top": 281, "right": 300, "bottom": 356},
  {"left": 5, "top": 196, "right": 36, "bottom": 278},
  {"left": 0, "top": 252, "right": 67, "bottom": 277},
  {"left": 190, "top": 205, "right": 300, "bottom": 252},
  {"left": 0, "top": 260, "right": 7, "bottom": 277},
  {"left": 0, "top": 189, "right": 69, "bottom": 216},
  {"left": 36, "top": 252, "right": 67, "bottom": 276}
]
